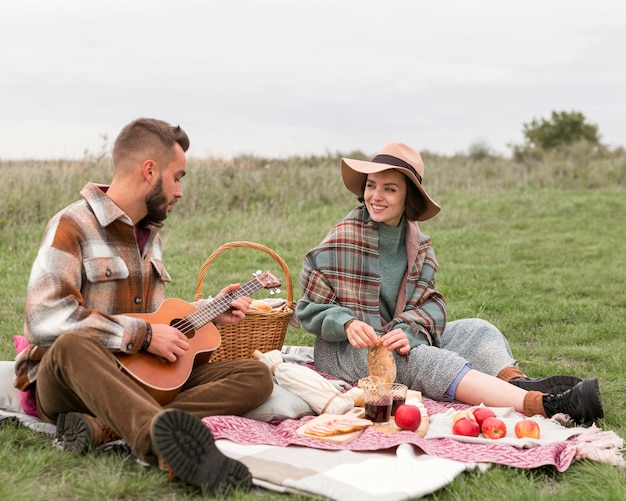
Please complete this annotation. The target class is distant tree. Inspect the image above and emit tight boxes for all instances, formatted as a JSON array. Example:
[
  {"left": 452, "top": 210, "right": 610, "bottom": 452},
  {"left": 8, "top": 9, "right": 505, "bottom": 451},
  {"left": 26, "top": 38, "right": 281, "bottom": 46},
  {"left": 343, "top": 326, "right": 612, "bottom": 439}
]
[
  {"left": 522, "top": 110, "right": 600, "bottom": 150},
  {"left": 468, "top": 140, "right": 494, "bottom": 160}
]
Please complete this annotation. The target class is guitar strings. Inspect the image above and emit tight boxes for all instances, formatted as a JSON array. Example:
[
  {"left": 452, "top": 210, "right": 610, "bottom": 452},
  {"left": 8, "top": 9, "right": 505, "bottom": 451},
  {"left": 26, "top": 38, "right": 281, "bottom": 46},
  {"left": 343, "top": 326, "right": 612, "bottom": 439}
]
[{"left": 167, "top": 281, "right": 262, "bottom": 334}]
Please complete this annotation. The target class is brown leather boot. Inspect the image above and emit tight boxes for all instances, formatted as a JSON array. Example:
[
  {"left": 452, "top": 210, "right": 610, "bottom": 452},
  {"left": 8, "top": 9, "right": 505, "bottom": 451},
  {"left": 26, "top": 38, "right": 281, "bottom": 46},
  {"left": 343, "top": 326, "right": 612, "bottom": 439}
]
[
  {"left": 151, "top": 408, "right": 252, "bottom": 495},
  {"left": 56, "top": 412, "right": 121, "bottom": 454}
]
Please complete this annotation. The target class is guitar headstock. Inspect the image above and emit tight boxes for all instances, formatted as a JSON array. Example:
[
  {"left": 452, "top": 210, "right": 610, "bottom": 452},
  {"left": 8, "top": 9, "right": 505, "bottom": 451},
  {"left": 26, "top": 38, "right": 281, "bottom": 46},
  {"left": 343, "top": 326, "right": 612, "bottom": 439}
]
[{"left": 253, "top": 270, "right": 281, "bottom": 294}]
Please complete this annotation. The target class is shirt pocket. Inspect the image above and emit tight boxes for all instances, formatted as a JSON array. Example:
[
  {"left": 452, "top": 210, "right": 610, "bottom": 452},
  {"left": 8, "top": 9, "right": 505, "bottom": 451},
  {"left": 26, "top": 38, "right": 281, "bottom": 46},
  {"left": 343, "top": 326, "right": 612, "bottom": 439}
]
[
  {"left": 84, "top": 256, "right": 129, "bottom": 283},
  {"left": 150, "top": 257, "right": 172, "bottom": 283}
]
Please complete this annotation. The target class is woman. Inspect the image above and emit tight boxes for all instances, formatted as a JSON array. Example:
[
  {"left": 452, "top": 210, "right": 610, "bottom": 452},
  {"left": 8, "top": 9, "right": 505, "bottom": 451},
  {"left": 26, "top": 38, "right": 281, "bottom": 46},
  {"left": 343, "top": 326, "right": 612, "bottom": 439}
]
[{"left": 296, "top": 142, "right": 603, "bottom": 424}]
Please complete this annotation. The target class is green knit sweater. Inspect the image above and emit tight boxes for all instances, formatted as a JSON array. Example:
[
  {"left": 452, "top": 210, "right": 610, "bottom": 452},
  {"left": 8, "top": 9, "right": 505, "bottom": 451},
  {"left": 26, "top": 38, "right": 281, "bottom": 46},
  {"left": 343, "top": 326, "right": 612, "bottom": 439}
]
[{"left": 378, "top": 218, "right": 428, "bottom": 347}]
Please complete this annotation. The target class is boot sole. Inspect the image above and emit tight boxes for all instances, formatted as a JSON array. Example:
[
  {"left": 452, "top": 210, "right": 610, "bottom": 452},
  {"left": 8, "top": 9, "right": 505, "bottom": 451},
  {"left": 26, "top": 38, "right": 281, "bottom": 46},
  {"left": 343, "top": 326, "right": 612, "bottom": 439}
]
[
  {"left": 151, "top": 409, "right": 252, "bottom": 495},
  {"left": 56, "top": 413, "right": 93, "bottom": 454},
  {"left": 508, "top": 375, "right": 582, "bottom": 394}
]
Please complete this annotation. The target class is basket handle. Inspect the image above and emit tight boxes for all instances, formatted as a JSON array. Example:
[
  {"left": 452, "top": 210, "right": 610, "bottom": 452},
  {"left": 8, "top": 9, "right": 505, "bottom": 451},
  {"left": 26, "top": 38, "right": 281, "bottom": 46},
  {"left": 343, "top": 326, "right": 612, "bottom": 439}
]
[{"left": 194, "top": 241, "right": 293, "bottom": 303}]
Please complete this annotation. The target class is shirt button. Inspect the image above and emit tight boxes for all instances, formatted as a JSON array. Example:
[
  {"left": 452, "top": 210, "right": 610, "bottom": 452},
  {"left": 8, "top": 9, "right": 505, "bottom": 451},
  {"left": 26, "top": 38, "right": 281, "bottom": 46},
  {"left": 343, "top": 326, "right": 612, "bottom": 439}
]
[
  {"left": 126, "top": 343, "right": 134, "bottom": 351},
  {"left": 134, "top": 297, "right": 141, "bottom": 304},
  {"left": 105, "top": 269, "right": 112, "bottom": 277}
]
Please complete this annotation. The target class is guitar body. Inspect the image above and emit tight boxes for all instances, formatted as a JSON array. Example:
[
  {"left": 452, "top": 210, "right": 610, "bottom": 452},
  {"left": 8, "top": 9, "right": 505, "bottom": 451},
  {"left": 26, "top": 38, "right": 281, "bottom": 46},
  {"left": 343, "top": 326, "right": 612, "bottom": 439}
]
[
  {"left": 116, "top": 298, "right": 221, "bottom": 405},
  {"left": 113, "top": 271, "right": 281, "bottom": 406}
]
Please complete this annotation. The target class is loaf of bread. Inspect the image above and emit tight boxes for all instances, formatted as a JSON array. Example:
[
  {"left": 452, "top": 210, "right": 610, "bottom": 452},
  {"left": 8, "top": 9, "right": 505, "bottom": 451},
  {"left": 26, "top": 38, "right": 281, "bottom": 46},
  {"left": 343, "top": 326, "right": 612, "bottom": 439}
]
[{"left": 367, "top": 344, "right": 396, "bottom": 383}]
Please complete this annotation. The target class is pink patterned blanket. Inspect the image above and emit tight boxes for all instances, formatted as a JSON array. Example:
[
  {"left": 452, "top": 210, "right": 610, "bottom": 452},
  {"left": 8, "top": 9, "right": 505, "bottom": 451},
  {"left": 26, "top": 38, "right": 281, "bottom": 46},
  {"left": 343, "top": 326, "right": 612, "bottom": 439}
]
[{"left": 203, "top": 398, "right": 609, "bottom": 472}]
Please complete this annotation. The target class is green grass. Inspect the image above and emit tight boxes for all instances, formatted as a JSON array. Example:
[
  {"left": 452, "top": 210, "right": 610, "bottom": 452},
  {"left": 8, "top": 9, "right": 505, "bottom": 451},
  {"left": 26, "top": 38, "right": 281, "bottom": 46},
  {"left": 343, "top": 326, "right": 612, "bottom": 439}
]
[{"left": 1, "top": 149, "right": 625, "bottom": 500}]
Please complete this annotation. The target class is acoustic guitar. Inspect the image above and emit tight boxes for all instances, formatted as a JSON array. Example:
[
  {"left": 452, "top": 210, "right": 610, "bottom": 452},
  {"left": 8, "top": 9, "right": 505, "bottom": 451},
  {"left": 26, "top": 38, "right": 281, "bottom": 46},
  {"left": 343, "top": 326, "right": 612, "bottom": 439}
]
[{"left": 115, "top": 271, "right": 281, "bottom": 405}]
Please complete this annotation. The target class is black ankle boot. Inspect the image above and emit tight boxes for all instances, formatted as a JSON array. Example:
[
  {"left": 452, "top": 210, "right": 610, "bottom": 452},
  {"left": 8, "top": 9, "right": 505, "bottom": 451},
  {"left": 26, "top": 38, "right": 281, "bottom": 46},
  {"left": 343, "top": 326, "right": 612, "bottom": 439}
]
[
  {"left": 542, "top": 378, "right": 604, "bottom": 424},
  {"left": 508, "top": 375, "right": 582, "bottom": 394}
]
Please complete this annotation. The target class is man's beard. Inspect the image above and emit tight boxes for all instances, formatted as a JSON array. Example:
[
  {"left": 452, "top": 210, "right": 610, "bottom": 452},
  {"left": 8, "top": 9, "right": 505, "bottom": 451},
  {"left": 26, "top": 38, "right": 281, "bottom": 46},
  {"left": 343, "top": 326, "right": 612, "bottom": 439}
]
[{"left": 145, "top": 176, "right": 170, "bottom": 222}]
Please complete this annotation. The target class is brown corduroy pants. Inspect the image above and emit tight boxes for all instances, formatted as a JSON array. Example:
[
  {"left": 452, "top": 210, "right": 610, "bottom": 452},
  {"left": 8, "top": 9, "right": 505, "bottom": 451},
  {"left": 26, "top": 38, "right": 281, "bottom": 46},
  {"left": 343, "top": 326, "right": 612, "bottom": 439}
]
[{"left": 35, "top": 331, "right": 273, "bottom": 460}]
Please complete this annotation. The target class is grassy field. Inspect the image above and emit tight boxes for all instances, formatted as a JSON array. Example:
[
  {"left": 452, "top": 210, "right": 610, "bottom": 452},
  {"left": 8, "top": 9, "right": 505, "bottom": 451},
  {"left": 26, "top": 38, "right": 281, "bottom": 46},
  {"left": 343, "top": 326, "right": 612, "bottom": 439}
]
[{"left": 1, "top": 147, "right": 625, "bottom": 500}]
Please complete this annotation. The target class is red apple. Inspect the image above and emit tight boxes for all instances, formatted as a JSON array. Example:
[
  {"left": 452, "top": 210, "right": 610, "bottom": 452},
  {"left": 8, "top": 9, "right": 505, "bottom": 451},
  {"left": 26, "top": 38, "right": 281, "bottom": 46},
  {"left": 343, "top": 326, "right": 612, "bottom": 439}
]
[
  {"left": 472, "top": 407, "right": 496, "bottom": 428},
  {"left": 481, "top": 416, "right": 507, "bottom": 439},
  {"left": 451, "top": 410, "right": 476, "bottom": 427},
  {"left": 452, "top": 416, "right": 480, "bottom": 437},
  {"left": 394, "top": 404, "right": 422, "bottom": 431},
  {"left": 515, "top": 418, "right": 541, "bottom": 439}
]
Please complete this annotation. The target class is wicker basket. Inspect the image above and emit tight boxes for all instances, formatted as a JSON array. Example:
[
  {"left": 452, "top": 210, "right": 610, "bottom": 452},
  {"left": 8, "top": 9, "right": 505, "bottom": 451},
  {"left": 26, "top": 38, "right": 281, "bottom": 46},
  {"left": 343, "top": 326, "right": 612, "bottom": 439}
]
[{"left": 193, "top": 241, "right": 294, "bottom": 362}]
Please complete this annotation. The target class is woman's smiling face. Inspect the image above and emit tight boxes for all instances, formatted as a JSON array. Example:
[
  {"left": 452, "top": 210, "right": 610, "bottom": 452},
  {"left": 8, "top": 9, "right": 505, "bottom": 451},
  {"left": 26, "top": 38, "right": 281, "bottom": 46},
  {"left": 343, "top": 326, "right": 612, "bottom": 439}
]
[{"left": 363, "top": 169, "right": 407, "bottom": 227}]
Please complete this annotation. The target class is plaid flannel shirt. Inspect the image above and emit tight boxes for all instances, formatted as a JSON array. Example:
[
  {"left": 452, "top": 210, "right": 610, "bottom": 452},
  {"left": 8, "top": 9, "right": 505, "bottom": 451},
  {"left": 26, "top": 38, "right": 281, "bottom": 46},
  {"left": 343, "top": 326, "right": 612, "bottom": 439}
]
[{"left": 14, "top": 182, "right": 170, "bottom": 390}]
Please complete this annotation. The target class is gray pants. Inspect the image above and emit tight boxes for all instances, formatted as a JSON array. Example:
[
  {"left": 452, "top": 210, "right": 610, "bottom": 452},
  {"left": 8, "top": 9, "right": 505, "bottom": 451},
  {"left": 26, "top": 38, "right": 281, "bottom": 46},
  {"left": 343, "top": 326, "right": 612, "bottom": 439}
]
[{"left": 314, "top": 318, "right": 517, "bottom": 401}]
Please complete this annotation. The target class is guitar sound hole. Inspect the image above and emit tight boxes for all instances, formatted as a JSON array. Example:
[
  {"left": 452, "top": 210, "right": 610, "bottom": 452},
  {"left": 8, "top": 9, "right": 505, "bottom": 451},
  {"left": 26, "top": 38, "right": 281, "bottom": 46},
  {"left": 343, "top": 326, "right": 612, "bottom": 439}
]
[{"left": 171, "top": 318, "right": 195, "bottom": 339}]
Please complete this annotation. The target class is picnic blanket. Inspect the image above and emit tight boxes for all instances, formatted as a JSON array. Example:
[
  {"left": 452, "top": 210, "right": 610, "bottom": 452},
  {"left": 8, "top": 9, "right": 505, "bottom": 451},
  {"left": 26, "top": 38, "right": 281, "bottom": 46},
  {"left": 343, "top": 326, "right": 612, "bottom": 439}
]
[
  {"left": 200, "top": 400, "right": 624, "bottom": 499},
  {"left": 199, "top": 347, "right": 624, "bottom": 498},
  {"left": 1, "top": 405, "right": 621, "bottom": 501},
  {"left": 202, "top": 399, "right": 621, "bottom": 471},
  {"left": 1, "top": 355, "right": 624, "bottom": 500},
  {"left": 217, "top": 440, "right": 476, "bottom": 500}
]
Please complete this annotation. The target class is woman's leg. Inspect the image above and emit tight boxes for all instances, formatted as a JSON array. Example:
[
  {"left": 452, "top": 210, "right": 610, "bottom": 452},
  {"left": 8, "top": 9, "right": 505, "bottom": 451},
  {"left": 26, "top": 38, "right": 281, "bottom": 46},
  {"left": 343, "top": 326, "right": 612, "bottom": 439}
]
[
  {"left": 398, "top": 344, "right": 469, "bottom": 399},
  {"left": 454, "top": 368, "right": 603, "bottom": 424},
  {"left": 442, "top": 318, "right": 581, "bottom": 393},
  {"left": 441, "top": 318, "right": 517, "bottom": 376},
  {"left": 454, "top": 368, "right": 527, "bottom": 411},
  {"left": 400, "top": 343, "right": 603, "bottom": 424}
]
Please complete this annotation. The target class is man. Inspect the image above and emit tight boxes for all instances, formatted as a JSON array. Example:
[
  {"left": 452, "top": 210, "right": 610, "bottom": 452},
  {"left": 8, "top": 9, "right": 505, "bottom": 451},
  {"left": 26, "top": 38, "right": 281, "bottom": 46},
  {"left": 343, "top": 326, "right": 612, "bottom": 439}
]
[{"left": 14, "top": 118, "right": 273, "bottom": 495}]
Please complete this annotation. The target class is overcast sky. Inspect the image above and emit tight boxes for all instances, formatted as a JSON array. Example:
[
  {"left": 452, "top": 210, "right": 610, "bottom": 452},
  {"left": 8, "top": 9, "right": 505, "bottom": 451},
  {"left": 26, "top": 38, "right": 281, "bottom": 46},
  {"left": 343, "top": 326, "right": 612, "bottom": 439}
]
[{"left": 1, "top": 0, "right": 624, "bottom": 160}]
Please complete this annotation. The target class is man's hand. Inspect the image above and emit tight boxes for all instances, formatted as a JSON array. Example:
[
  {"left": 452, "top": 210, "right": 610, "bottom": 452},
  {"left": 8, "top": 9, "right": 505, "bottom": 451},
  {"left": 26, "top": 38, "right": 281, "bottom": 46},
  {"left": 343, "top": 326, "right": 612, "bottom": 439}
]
[
  {"left": 147, "top": 324, "right": 190, "bottom": 362},
  {"left": 213, "top": 283, "right": 251, "bottom": 325}
]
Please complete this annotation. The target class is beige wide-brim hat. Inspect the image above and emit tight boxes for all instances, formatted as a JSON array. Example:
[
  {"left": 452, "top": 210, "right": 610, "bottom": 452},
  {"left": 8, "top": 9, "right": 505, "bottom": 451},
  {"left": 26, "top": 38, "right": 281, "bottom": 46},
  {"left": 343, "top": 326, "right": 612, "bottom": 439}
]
[{"left": 341, "top": 141, "right": 441, "bottom": 221}]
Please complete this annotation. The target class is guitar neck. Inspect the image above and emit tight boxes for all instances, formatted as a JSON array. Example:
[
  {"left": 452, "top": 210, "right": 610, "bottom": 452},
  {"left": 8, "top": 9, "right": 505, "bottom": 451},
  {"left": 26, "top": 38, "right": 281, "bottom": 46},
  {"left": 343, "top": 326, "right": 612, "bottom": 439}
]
[{"left": 188, "top": 279, "right": 263, "bottom": 329}]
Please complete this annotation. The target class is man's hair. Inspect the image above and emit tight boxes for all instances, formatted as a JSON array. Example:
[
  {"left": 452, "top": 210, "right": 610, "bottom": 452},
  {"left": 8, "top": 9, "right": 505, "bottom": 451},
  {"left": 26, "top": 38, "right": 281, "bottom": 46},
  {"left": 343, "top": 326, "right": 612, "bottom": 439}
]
[{"left": 112, "top": 118, "right": 190, "bottom": 170}]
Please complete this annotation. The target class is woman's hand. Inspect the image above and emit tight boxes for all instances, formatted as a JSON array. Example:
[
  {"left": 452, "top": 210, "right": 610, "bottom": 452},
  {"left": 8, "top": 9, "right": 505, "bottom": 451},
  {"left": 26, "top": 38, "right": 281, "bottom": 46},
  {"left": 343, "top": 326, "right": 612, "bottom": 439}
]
[
  {"left": 381, "top": 328, "right": 411, "bottom": 355},
  {"left": 345, "top": 319, "right": 380, "bottom": 349},
  {"left": 213, "top": 283, "right": 251, "bottom": 325}
]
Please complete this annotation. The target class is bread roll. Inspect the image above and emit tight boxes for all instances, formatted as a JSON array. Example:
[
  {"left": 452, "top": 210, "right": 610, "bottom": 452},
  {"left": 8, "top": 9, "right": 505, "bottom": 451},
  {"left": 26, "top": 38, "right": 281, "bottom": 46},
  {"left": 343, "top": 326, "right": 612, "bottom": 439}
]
[
  {"left": 343, "top": 387, "right": 365, "bottom": 407},
  {"left": 250, "top": 300, "right": 272, "bottom": 312}
]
